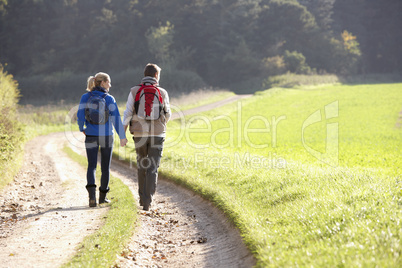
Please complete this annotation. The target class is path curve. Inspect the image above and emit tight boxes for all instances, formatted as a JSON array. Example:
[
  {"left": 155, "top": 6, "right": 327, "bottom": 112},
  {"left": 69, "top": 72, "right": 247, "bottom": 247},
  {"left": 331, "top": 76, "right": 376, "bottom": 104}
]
[
  {"left": 110, "top": 150, "right": 255, "bottom": 267},
  {"left": 0, "top": 94, "right": 255, "bottom": 267}
]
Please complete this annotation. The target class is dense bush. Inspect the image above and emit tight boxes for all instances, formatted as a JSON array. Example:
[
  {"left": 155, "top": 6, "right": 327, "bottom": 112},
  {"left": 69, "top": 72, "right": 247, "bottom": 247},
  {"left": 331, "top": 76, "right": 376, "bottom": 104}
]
[
  {"left": 0, "top": 64, "right": 24, "bottom": 188},
  {"left": 17, "top": 72, "right": 88, "bottom": 105},
  {"left": 283, "top": 50, "right": 312, "bottom": 74}
]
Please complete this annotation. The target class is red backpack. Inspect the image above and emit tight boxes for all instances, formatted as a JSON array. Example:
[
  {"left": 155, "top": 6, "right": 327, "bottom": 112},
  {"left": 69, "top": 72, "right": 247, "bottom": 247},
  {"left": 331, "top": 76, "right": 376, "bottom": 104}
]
[{"left": 134, "top": 83, "right": 163, "bottom": 120}]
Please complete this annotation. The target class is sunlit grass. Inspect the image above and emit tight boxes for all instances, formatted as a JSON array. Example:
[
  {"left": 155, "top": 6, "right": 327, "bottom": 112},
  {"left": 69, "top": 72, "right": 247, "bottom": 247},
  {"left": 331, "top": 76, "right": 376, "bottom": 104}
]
[
  {"left": 115, "top": 83, "right": 402, "bottom": 267},
  {"left": 18, "top": 103, "right": 79, "bottom": 136},
  {"left": 170, "top": 88, "right": 234, "bottom": 111},
  {"left": 264, "top": 73, "right": 341, "bottom": 88}
]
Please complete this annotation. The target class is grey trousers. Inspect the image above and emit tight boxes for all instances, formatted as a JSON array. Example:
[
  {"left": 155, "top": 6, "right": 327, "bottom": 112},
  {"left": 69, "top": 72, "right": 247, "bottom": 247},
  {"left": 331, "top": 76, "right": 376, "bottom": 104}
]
[{"left": 133, "top": 136, "right": 165, "bottom": 207}]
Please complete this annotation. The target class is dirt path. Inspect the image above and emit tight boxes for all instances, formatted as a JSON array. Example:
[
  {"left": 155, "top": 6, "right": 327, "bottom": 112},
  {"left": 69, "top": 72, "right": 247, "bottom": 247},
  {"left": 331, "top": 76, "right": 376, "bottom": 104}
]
[
  {"left": 108, "top": 151, "right": 255, "bottom": 267},
  {"left": 0, "top": 95, "right": 255, "bottom": 267},
  {"left": 0, "top": 133, "right": 107, "bottom": 268}
]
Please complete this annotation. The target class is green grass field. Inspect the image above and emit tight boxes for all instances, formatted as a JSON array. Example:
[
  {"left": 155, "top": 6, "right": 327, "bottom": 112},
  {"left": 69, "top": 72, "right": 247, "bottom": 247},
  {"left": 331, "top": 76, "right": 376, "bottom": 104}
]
[{"left": 117, "top": 83, "right": 402, "bottom": 267}]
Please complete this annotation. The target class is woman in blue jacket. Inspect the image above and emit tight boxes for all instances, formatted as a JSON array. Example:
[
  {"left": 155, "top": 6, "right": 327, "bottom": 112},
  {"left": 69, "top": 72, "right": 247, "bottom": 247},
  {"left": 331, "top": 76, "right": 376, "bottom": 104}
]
[{"left": 77, "top": 72, "right": 127, "bottom": 207}]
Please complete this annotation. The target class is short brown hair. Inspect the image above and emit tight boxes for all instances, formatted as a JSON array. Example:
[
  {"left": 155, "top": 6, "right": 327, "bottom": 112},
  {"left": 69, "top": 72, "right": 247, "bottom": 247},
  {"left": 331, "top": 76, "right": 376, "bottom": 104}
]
[{"left": 144, "top": 63, "right": 161, "bottom": 77}]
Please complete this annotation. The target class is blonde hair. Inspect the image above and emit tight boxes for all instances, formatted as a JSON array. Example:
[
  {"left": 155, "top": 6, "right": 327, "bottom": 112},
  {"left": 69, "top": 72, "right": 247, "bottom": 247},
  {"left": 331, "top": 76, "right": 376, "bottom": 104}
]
[{"left": 86, "top": 72, "right": 110, "bottom": 91}]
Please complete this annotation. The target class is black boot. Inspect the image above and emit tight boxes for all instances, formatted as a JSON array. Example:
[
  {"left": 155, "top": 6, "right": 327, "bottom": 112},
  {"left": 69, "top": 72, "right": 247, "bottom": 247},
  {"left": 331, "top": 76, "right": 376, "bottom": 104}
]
[
  {"left": 86, "top": 185, "right": 97, "bottom": 207},
  {"left": 99, "top": 187, "right": 111, "bottom": 204}
]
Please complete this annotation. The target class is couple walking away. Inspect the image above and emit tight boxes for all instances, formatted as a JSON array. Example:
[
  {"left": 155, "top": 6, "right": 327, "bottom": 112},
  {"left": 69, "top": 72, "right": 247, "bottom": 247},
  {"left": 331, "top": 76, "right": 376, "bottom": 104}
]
[{"left": 77, "top": 63, "right": 171, "bottom": 211}]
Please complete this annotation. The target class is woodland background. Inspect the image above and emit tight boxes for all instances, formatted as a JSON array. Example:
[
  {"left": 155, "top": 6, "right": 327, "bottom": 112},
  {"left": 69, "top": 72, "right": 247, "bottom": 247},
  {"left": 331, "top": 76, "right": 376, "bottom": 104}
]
[{"left": 0, "top": 0, "right": 401, "bottom": 103}]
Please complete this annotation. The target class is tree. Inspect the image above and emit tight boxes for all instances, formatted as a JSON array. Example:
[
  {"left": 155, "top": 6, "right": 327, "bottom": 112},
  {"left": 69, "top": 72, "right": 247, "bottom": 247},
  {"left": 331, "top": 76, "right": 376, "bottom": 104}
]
[
  {"left": 283, "top": 50, "right": 311, "bottom": 74},
  {"left": 145, "top": 21, "right": 175, "bottom": 63},
  {"left": 299, "top": 0, "right": 335, "bottom": 30}
]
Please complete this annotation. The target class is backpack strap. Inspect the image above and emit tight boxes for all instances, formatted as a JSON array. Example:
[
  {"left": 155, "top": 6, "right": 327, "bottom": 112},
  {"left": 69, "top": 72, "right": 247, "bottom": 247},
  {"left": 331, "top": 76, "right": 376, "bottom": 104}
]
[
  {"left": 134, "top": 84, "right": 163, "bottom": 113},
  {"left": 135, "top": 84, "right": 162, "bottom": 100},
  {"left": 134, "top": 84, "right": 145, "bottom": 103},
  {"left": 153, "top": 86, "right": 163, "bottom": 104}
]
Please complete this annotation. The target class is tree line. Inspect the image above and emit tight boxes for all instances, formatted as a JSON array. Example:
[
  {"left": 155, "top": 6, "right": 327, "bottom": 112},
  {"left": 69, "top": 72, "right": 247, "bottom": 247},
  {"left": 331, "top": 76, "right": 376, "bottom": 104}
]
[{"left": 0, "top": 0, "right": 401, "bottom": 103}]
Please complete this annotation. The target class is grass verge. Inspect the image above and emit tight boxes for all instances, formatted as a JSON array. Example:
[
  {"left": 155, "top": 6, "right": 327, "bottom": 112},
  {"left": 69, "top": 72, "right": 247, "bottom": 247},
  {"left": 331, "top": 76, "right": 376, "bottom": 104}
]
[
  {"left": 0, "top": 149, "right": 24, "bottom": 190},
  {"left": 61, "top": 146, "right": 137, "bottom": 268},
  {"left": 18, "top": 103, "right": 80, "bottom": 137}
]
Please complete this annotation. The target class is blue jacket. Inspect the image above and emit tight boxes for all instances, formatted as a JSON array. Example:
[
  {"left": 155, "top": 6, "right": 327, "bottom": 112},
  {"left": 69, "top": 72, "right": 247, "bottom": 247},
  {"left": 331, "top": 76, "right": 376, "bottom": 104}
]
[{"left": 77, "top": 87, "right": 126, "bottom": 139}]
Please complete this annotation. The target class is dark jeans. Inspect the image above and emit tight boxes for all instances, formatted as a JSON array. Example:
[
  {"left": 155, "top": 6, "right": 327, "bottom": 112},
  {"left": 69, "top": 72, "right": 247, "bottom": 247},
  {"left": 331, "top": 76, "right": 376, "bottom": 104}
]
[
  {"left": 134, "top": 136, "right": 164, "bottom": 207},
  {"left": 85, "top": 135, "right": 114, "bottom": 192}
]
